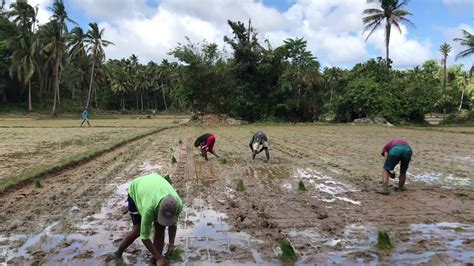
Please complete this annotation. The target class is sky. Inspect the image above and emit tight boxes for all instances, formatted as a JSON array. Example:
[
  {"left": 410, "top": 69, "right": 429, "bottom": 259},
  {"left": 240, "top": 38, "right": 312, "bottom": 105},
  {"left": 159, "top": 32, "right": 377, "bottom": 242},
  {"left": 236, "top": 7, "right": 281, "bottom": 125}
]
[{"left": 9, "top": 0, "right": 474, "bottom": 69}]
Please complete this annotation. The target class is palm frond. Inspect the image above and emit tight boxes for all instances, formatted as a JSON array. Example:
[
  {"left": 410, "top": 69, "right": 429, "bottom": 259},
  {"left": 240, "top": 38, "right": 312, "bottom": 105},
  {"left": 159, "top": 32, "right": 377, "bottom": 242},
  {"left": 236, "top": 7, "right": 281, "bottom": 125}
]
[
  {"left": 364, "top": 19, "right": 383, "bottom": 41},
  {"left": 363, "top": 8, "right": 384, "bottom": 15},
  {"left": 455, "top": 48, "right": 474, "bottom": 60}
]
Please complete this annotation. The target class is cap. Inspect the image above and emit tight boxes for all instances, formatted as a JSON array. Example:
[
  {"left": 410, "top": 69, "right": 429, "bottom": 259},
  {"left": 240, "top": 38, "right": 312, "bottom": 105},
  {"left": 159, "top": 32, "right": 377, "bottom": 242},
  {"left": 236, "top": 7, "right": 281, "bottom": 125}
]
[{"left": 157, "top": 195, "right": 179, "bottom": 226}]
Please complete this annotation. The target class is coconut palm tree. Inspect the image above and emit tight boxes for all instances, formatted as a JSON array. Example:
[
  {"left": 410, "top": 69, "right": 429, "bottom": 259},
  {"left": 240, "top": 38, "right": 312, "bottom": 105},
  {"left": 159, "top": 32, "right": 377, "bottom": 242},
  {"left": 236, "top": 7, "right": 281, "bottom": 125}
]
[
  {"left": 39, "top": 20, "right": 67, "bottom": 115},
  {"left": 455, "top": 72, "right": 470, "bottom": 111},
  {"left": 453, "top": 29, "right": 474, "bottom": 60},
  {"left": 362, "top": 0, "right": 414, "bottom": 63},
  {"left": 7, "top": 1, "right": 37, "bottom": 112},
  {"left": 49, "top": 0, "right": 76, "bottom": 30},
  {"left": 84, "top": 22, "right": 113, "bottom": 108},
  {"left": 67, "top": 26, "right": 88, "bottom": 99},
  {"left": 440, "top": 42, "right": 451, "bottom": 117}
]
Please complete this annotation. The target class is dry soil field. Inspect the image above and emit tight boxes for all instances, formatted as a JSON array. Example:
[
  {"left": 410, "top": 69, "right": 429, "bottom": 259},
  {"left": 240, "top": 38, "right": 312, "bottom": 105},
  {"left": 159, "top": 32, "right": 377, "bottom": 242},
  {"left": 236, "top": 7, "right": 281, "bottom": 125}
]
[{"left": 0, "top": 121, "right": 473, "bottom": 265}]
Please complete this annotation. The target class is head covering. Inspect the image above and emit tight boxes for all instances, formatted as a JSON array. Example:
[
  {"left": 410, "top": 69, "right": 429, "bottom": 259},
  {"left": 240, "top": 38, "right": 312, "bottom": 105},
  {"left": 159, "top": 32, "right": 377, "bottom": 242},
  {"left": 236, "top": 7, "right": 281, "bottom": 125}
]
[{"left": 157, "top": 195, "right": 179, "bottom": 226}]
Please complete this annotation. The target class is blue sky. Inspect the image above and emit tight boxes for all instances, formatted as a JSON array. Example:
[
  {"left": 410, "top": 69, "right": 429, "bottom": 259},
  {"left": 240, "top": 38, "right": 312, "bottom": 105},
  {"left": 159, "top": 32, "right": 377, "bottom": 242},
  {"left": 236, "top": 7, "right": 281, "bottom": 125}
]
[{"left": 25, "top": 0, "right": 474, "bottom": 69}]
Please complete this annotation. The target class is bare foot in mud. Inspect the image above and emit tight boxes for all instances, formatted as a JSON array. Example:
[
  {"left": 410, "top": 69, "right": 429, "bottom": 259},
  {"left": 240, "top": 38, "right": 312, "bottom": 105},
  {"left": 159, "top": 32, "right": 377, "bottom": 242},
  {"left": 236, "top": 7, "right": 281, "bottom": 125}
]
[
  {"left": 394, "top": 187, "right": 406, "bottom": 192},
  {"left": 103, "top": 251, "right": 123, "bottom": 263},
  {"left": 376, "top": 190, "right": 390, "bottom": 195}
]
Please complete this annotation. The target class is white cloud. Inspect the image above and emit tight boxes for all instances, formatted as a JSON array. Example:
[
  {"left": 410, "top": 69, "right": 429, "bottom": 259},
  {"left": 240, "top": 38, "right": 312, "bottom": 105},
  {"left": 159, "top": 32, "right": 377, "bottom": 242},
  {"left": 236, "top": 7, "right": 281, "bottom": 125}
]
[
  {"left": 365, "top": 25, "right": 433, "bottom": 68},
  {"left": 68, "top": 0, "right": 437, "bottom": 69},
  {"left": 28, "top": 0, "right": 52, "bottom": 24},
  {"left": 69, "top": 0, "right": 152, "bottom": 22}
]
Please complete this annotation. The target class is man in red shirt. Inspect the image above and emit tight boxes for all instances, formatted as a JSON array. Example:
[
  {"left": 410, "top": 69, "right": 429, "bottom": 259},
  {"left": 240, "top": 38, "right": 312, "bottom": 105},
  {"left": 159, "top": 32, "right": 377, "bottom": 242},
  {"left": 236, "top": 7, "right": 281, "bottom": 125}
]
[{"left": 379, "top": 139, "right": 413, "bottom": 195}]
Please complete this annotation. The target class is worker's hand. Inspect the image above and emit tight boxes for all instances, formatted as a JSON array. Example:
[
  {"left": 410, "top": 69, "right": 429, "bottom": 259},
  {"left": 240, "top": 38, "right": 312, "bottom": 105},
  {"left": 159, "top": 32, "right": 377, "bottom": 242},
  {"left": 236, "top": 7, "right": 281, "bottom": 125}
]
[
  {"left": 165, "top": 244, "right": 175, "bottom": 257},
  {"left": 156, "top": 256, "right": 166, "bottom": 266}
]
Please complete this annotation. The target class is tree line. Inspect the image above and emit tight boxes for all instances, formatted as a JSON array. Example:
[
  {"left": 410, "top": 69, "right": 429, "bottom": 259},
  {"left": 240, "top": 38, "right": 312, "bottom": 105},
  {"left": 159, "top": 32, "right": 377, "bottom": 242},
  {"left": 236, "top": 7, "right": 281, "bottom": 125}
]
[{"left": 0, "top": 0, "right": 472, "bottom": 123}]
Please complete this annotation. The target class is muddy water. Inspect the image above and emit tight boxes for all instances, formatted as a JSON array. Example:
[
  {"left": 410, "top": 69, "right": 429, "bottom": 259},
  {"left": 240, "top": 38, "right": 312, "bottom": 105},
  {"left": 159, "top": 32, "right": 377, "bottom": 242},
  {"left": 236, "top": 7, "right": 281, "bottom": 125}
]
[
  {"left": 294, "top": 168, "right": 360, "bottom": 205},
  {"left": 284, "top": 222, "right": 474, "bottom": 264},
  {"left": 412, "top": 172, "right": 472, "bottom": 188},
  {"left": 0, "top": 182, "right": 268, "bottom": 265}
]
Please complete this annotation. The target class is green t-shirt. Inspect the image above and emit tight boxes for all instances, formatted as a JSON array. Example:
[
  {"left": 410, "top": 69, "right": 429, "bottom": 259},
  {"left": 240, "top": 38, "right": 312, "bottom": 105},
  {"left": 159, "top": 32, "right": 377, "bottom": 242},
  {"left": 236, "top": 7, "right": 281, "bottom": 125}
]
[{"left": 128, "top": 173, "right": 183, "bottom": 240}]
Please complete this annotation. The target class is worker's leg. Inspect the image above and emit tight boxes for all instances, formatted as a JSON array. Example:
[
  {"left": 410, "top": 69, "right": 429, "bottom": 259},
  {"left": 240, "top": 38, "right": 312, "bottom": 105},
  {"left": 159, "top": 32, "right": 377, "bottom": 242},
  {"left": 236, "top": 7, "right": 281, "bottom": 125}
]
[{"left": 115, "top": 224, "right": 140, "bottom": 256}]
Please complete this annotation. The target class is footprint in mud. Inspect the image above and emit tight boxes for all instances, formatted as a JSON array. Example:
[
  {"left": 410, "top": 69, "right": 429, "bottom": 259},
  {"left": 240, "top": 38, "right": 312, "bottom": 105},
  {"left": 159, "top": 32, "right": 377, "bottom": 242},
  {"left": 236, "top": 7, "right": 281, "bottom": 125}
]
[{"left": 73, "top": 250, "right": 94, "bottom": 259}]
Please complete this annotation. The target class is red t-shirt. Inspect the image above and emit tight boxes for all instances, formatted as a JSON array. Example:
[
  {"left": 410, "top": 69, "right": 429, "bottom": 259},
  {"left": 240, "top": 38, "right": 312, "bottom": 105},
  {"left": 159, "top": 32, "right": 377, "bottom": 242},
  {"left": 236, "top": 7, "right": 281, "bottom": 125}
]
[{"left": 381, "top": 139, "right": 410, "bottom": 156}]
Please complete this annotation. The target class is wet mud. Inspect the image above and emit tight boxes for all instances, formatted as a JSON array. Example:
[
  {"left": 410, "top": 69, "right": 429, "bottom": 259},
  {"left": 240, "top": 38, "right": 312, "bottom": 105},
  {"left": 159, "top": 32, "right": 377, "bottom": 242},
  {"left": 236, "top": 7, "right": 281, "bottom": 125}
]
[{"left": 0, "top": 125, "right": 473, "bottom": 264}]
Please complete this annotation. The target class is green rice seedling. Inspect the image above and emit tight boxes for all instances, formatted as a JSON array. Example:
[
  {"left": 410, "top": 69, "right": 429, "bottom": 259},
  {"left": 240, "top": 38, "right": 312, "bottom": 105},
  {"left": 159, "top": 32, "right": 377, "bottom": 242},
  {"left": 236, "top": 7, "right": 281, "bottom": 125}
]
[
  {"left": 35, "top": 178, "right": 43, "bottom": 188},
  {"left": 171, "top": 156, "right": 177, "bottom": 164},
  {"left": 298, "top": 181, "right": 307, "bottom": 191},
  {"left": 278, "top": 240, "right": 297, "bottom": 262},
  {"left": 236, "top": 179, "right": 245, "bottom": 192},
  {"left": 166, "top": 247, "right": 183, "bottom": 262},
  {"left": 377, "top": 230, "right": 393, "bottom": 250},
  {"left": 219, "top": 158, "right": 227, "bottom": 164}
]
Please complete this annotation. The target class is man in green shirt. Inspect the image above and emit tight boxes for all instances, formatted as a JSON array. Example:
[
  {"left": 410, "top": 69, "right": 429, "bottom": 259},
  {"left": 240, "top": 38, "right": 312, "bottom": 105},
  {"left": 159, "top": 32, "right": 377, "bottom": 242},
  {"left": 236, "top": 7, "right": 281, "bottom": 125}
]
[{"left": 114, "top": 173, "right": 183, "bottom": 265}]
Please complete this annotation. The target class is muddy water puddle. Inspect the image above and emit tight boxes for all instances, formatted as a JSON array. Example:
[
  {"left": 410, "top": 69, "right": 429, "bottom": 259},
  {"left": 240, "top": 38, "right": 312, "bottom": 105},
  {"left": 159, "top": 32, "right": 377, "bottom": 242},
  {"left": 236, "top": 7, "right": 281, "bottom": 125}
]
[
  {"left": 177, "top": 198, "right": 265, "bottom": 265},
  {"left": 293, "top": 168, "right": 360, "bottom": 205},
  {"left": 0, "top": 182, "right": 134, "bottom": 265},
  {"left": 0, "top": 183, "right": 267, "bottom": 265},
  {"left": 284, "top": 222, "right": 474, "bottom": 264},
  {"left": 412, "top": 172, "right": 472, "bottom": 188}
]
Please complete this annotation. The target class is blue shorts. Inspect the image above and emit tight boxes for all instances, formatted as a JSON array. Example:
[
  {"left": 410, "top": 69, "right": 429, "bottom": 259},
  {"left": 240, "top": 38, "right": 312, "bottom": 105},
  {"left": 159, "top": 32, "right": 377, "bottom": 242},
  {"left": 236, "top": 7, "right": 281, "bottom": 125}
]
[
  {"left": 127, "top": 195, "right": 141, "bottom": 225},
  {"left": 383, "top": 145, "right": 412, "bottom": 173}
]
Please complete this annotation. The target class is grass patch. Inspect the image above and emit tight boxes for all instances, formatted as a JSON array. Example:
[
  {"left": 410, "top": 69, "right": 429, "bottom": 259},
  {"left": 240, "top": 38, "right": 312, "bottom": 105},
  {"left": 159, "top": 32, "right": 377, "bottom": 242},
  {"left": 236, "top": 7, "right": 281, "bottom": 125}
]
[
  {"left": 219, "top": 158, "right": 227, "bottom": 164},
  {"left": 34, "top": 178, "right": 43, "bottom": 188},
  {"left": 298, "top": 181, "right": 307, "bottom": 191},
  {"left": 278, "top": 240, "right": 297, "bottom": 263},
  {"left": 236, "top": 179, "right": 245, "bottom": 192},
  {"left": 0, "top": 127, "right": 171, "bottom": 193},
  {"left": 166, "top": 247, "right": 183, "bottom": 262},
  {"left": 376, "top": 230, "right": 393, "bottom": 250},
  {"left": 171, "top": 156, "right": 177, "bottom": 164},
  {"left": 454, "top": 227, "right": 465, "bottom": 232}
]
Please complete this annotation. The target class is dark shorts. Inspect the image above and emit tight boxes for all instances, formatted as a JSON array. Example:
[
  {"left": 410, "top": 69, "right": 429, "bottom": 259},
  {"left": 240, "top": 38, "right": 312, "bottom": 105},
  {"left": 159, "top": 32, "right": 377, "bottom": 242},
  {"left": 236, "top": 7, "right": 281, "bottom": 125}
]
[
  {"left": 127, "top": 195, "right": 141, "bottom": 225},
  {"left": 383, "top": 145, "right": 412, "bottom": 173}
]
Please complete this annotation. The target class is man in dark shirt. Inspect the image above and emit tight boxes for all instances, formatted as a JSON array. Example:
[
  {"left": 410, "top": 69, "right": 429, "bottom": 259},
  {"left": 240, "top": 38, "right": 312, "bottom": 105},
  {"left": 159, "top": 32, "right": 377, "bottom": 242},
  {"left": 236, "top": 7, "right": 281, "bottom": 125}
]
[
  {"left": 194, "top": 133, "right": 220, "bottom": 161},
  {"left": 379, "top": 139, "right": 413, "bottom": 195},
  {"left": 249, "top": 131, "right": 269, "bottom": 160}
]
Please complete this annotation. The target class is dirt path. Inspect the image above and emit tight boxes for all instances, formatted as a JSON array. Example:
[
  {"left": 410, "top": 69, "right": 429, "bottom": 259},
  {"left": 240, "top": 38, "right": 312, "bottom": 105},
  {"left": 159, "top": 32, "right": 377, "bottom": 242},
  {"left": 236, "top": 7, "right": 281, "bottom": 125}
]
[{"left": 0, "top": 125, "right": 473, "bottom": 265}]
